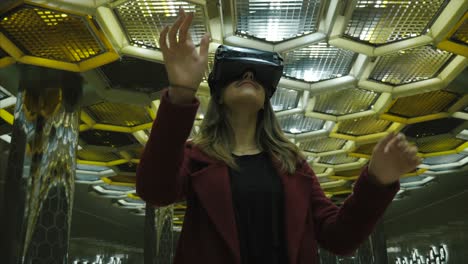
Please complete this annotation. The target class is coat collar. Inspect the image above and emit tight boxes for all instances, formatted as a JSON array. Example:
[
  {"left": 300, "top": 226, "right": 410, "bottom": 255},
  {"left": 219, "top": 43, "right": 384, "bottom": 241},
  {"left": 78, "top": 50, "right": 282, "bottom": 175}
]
[
  {"left": 188, "top": 143, "right": 312, "bottom": 264},
  {"left": 187, "top": 141, "right": 220, "bottom": 165}
]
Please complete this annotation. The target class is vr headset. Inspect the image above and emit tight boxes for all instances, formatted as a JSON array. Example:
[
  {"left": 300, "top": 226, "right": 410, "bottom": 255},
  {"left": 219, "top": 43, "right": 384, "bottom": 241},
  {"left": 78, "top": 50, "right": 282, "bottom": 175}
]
[{"left": 208, "top": 45, "right": 284, "bottom": 100}]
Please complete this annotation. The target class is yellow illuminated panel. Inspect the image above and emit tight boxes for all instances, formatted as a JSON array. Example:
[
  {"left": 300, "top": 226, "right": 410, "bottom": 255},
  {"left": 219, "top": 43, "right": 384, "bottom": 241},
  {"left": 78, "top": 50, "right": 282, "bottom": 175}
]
[
  {"left": 301, "top": 137, "right": 347, "bottom": 153},
  {"left": 437, "top": 13, "right": 468, "bottom": 57},
  {"left": 337, "top": 116, "right": 392, "bottom": 136},
  {"left": 350, "top": 142, "right": 377, "bottom": 158},
  {"left": 313, "top": 166, "right": 327, "bottom": 174},
  {"left": 319, "top": 154, "right": 359, "bottom": 165},
  {"left": 85, "top": 102, "right": 152, "bottom": 127},
  {"left": 121, "top": 145, "right": 145, "bottom": 160},
  {"left": 0, "top": 5, "right": 104, "bottom": 63},
  {"left": 451, "top": 18, "right": 468, "bottom": 45},
  {"left": 387, "top": 90, "right": 459, "bottom": 118},
  {"left": 417, "top": 135, "right": 466, "bottom": 153},
  {"left": 77, "top": 149, "right": 121, "bottom": 162},
  {"left": 104, "top": 175, "right": 136, "bottom": 185}
]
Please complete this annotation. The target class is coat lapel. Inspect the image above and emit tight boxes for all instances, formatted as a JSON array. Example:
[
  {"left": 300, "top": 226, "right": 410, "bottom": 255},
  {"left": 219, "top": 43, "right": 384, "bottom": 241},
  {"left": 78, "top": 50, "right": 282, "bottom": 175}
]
[
  {"left": 272, "top": 158, "right": 312, "bottom": 264},
  {"left": 189, "top": 145, "right": 241, "bottom": 264},
  {"left": 189, "top": 144, "right": 312, "bottom": 264}
]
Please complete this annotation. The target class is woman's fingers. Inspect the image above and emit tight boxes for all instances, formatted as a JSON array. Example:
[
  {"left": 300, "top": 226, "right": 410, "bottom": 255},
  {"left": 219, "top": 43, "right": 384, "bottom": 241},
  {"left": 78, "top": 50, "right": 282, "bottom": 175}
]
[
  {"left": 385, "top": 133, "right": 403, "bottom": 153},
  {"left": 405, "top": 146, "right": 420, "bottom": 170},
  {"left": 159, "top": 25, "right": 170, "bottom": 53},
  {"left": 179, "top": 12, "right": 194, "bottom": 44},
  {"left": 199, "top": 32, "right": 211, "bottom": 62},
  {"left": 374, "top": 132, "right": 395, "bottom": 154},
  {"left": 397, "top": 141, "right": 407, "bottom": 151},
  {"left": 414, "top": 156, "right": 422, "bottom": 165},
  {"left": 405, "top": 146, "right": 418, "bottom": 156},
  {"left": 387, "top": 134, "right": 421, "bottom": 166},
  {"left": 168, "top": 9, "right": 186, "bottom": 48}
]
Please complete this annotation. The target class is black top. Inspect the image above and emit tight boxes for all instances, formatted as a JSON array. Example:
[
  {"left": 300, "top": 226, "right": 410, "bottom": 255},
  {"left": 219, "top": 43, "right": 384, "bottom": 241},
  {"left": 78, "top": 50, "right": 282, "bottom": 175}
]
[{"left": 229, "top": 152, "right": 288, "bottom": 264}]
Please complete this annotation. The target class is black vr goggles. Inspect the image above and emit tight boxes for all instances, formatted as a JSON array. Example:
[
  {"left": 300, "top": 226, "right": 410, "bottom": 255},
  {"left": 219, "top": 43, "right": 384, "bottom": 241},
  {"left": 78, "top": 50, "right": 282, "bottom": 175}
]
[{"left": 208, "top": 45, "right": 284, "bottom": 99}]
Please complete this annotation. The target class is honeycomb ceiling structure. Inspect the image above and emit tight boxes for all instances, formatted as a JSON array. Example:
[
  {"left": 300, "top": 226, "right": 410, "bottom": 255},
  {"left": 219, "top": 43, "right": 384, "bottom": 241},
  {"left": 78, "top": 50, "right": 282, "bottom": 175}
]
[{"left": 0, "top": 0, "right": 467, "bottom": 231}]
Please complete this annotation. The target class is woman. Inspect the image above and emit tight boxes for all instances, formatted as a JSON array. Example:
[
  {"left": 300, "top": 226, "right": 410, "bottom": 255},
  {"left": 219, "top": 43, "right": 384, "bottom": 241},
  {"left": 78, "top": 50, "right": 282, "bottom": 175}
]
[{"left": 136, "top": 8, "right": 421, "bottom": 264}]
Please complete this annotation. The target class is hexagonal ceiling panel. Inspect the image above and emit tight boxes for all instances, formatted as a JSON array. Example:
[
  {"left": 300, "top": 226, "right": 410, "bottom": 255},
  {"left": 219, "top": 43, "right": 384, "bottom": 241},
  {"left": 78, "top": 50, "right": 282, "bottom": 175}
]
[
  {"left": 402, "top": 118, "right": 468, "bottom": 154},
  {"left": 114, "top": 0, "right": 208, "bottom": 49},
  {"left": 317, "top": 154, "right": 360, "bottom": 165},
  {"left": 97, "top": 56, "right": 170, "bottom": 94},
  {"left": 300, "top": 137, "right": 347, "bottom": 153},
  {"left": 402, "top": 118, "right": 465, "bottom": 138},
  {"left": 282, "top": 42, "right": 356, "bottom": 82},
  {"left": 345, "top": 0, "right": 449, "bottom": 45},
  {"left": 278, "top": 113, "right": 325, "bottom": 134},
  {"left": 84, "top": 102, "right": 152, "bottom": 127},
  {"left": 336, "top": 116, "right": 392, "bottom": 136},
  {"left": 270, "top": 87, "right": 301, "bottom": 112},
  {"left": 350, "top": 141, "right": 377, "bottom": 159},
  {"left": 1, "top": 5, "right": 104, "bottom": 62},
  {"left": 312, "top": 87, "right": 379, "bottom": 116},
  {"left": 234, "top": 0, "right": 322, "bottom": 42},
  {"left": 78, "top": 149, "right": 121, "bottom": 162},
  {"left": 80, "top": 130, "right": 139, "bottom": 148},
  {"left": 451, "top": 17, "right": 468, "bottom": 45},
  {"left": 385, "top": 90, "right": 460, "bottom": 118},
  {"left": 0, "top": 2, "right": 118, "bottom": 71},
  {"left": 369, "top": 45, "right": 453, "bottom": 85}
]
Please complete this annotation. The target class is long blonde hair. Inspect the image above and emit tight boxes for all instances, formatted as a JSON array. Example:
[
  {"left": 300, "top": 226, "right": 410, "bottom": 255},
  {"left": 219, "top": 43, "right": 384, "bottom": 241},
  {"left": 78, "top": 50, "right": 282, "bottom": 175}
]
[{"left": 192, "top": 88, "right": 305, "bottom": 175}]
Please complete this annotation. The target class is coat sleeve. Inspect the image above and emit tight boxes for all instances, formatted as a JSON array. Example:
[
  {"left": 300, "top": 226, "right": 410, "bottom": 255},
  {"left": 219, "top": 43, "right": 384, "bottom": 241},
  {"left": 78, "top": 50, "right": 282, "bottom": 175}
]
[
  {"left": 304, "top": 161, "right": 399, "bottom": 256},
  {"left": 136, "top": 88, "right": 199, "bottom": 206}
]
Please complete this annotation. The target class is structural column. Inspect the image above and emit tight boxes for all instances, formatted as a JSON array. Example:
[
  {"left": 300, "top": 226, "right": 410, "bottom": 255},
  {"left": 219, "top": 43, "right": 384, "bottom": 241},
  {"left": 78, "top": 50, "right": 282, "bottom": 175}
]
[
  {"left": 368, "top": 220, "right": 390, "bottom": 264},
  {"left": 144, "top": 204, "right": 174, "bottom": 264},
  {"left": 144, "top": 205, "right": 157, "bottom": 264},
  {"left": 2, "top": 65, "right": 83, "bottom": 264}
]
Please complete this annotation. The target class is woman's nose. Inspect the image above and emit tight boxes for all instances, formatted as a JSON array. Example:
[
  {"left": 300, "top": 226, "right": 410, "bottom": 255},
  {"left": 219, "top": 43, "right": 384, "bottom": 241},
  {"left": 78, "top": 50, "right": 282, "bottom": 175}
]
[{"left": 242, "top": 71, "right": 255, "bottom": 80}]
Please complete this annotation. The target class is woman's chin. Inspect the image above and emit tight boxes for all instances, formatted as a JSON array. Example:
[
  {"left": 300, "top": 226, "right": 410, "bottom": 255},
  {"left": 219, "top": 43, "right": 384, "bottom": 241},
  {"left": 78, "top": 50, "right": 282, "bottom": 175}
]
[{"left": 226, "top": 97, "right": 263, "bottom": 112}]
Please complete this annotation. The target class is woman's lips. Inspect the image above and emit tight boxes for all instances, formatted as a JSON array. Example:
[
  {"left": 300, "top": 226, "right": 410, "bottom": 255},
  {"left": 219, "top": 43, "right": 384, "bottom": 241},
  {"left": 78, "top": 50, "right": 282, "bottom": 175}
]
[{"left": 237, "top": 80, "right": 258, "bottom": 89}]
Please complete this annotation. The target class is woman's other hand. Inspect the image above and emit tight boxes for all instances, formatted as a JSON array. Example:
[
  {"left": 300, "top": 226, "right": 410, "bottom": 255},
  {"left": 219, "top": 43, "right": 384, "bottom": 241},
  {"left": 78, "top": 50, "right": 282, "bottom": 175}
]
[
  {"left": 368, "top": 132, "right": 422, "bottom": 186},
  {"left": 160, "top": 8, "right": 211, "bottom": 101}
]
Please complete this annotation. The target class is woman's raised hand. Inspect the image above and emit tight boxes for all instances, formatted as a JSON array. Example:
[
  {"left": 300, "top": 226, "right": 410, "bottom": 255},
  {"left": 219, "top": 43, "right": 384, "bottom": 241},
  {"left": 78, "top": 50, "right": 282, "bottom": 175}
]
[
  {"left": 368, "top": 132, "right": 422, "bottom": 186},
  {"left": 160, "top": 7, "right": 211, "bottom": 101}
]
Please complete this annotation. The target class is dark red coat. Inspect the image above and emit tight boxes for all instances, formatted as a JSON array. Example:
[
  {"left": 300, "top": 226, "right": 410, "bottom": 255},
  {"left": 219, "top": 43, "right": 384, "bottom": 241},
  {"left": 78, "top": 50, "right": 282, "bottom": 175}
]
[{"left": 137, "top": 89, "right": 399, "bottom": 264}]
